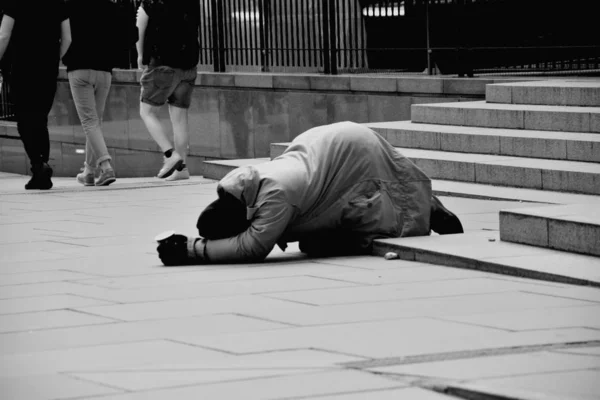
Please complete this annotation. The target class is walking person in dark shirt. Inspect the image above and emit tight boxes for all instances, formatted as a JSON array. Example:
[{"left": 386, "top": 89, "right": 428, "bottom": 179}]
[
  {"left": 63, "top": 0, "right": 137, "bottom": 186},
  {"left": 136, "top": 0, "right": 200, "bottom": 181},
  {"left": 0, "top": 0, "right": 71, "bottom": 190}
]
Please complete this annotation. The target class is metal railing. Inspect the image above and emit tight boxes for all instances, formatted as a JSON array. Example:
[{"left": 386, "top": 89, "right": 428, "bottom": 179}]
[
  {"left": 197, "top": 0, "right": 600, "bottom": 76},
  {"left": 2, "top": 0, "right": 599, "bottom": 120}
]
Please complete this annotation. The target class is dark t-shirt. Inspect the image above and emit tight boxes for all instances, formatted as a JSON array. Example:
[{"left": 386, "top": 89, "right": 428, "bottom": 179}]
[
  {"left": 141, "top": 0, "right": 200, "bottom": 69},
  {"left": 63, "top": 0, "right": 138, "bottom": 72},
  {"left": 1, "top": 0, "right": 68, "bottom": 75}
]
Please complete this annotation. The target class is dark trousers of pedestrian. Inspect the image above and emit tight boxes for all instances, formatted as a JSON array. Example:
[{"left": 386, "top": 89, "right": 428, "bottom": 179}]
[{"left": 12, "top": 70, "right": 58, "bottom": 168}]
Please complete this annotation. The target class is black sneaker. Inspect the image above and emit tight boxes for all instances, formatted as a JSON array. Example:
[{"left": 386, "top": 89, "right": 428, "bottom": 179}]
[
  {"left": 430, "top": 195, "right": 463, "bottom": 235},
  {"left": 25, "top": 163, "right": 53, "bottom": 190}
]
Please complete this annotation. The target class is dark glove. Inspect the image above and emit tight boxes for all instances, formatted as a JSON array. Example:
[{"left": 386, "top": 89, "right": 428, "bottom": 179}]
[{"left": 156, "top": 234, "right": 192, "bottom": 266}]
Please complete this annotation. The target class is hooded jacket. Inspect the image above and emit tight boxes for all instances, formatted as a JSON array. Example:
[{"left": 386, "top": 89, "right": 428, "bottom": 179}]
[{"left": 203, "top": 121, "right": 432, "bottom": 263}]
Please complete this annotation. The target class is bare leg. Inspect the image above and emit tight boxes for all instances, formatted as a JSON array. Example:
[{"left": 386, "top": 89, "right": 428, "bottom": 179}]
[
  {"left": 168, "top": 104, "right": 189, "bottom": 164},
  {"left": 140, "top": 102, "right": 172, "bottom": 152}
]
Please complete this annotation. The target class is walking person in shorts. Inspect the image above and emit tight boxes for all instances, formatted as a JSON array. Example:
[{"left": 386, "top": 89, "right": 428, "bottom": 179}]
[{"left": 136, "top": 0, "right": 200, "bottom": 181}]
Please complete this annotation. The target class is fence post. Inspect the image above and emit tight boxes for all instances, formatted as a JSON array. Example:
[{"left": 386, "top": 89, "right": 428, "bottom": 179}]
[
  {"left": 321, "top": 0, "right": 331, "bottom": 74},
  {"left": 328, "top": 0, "right": 338, "bottom": 75},
  {"left": 258, "top": 0, "right": 270, "bottom": 72},
  {"left": 425, "top": 0, "right": 432, "bottom": 75},
  {"left": 210, "top": 0, "right": 226, "bottom": 72},
  {"left": 210, "top": 0, "right": 220, "bottom": 72}
]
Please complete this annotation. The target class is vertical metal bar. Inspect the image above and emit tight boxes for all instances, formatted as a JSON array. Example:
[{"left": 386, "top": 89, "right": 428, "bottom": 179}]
[
  {"left": 351, "top": 0, "right": 358, "bottom": 69},
  {"left": 328, "top": 0, "right": 337, "bottom": 74},
  {"left": 258, "top": 0, "right": 268, "bottom": 71},
  {"left": 243, "top": 0, "right": 249, "bottom": 65},
  {"left": 298, "top": 0, "right": 307, "bottom": 67},
  {"left": 310, "top": 0, "right": 317, "bottom": 67},
  {"left": 283, "top": 0, "right": 290, "bottom": 66},
  {"left": 341, "top": 0, "right": 347, "bottom": 69},
  {"left": 321, "top": 0, "right": 330, "bottom": 73},
  {"left": 222, "top": 0, "right": 229, "bottom": 65},
  {"left": 277, "top": 0, "right": 284, "bottom": 66},
  {"left": 210, "top": 0, "right": 220, "bottom": 71},
  {"left": 271, "top": 0, "right": 278, "bottom": 67},
  {"left": 426, "top": 0, "right": 432, "bottom": 75},
  {"left": 292, "top": 0, "right": 298, "bottom": 66},
  {"left": 218, "top": 0, "right": 226, "bottom": 71},
  {"left": 236, "top": 0, "right": 242, "bottom": 65},
  {"left": 360, "top": 0, "right": 366, "bottom": 68},
  {"left": 248, "top": 0, "right": 256, "bottom": 66}
]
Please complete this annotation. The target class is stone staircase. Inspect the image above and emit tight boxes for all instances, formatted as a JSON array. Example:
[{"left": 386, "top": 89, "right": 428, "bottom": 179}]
[{"left": 203, "top": 80, "right": 600, "bottom": 284}]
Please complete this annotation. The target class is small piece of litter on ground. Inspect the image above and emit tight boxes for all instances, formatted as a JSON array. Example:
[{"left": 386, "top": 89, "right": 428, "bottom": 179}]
[
  {"left": 488, "top": 238, "right": 496, "bottom": 242},
  {"left": 384, "top": 252, "right": 399, "bottom": 260}
]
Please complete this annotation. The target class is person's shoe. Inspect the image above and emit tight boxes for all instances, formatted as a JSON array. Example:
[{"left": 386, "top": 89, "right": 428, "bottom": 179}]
[
  {"left": 157, "top": 152, "right": 183, "bottom": 179},
  {"left": 430, "top": 195, "right": 464, "bottom": 235},
  {"left": 95, "top": 169, "right": 116, "bottom": 186},
  {"left": 165, "top": 167, "right": 190, "bottom": 181},
  {"left": 76, "top": 169, "right": 95, "bottom": 186},
  {"left": 25, "top": 163, "right": 53, "bottom": 190}
]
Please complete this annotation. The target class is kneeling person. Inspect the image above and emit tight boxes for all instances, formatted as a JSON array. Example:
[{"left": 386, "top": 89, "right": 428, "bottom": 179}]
[{"left": 157, "top": 121, "right": 463, "bottom": 266}]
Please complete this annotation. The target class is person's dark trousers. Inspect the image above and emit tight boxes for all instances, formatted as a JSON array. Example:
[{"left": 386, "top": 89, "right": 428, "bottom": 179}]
[{"left": 12, "top": 69, "right": 58, "bottom": 168}]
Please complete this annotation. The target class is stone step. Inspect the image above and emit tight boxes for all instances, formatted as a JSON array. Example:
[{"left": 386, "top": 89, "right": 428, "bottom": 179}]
[
  {"left": 487, "top": 80, "right": 600, "bottom": 107},
  {"left": 411, "top": 101, "right": 600, "bottom": 133},
  {"left": 365, "top": 121, "right": 600, "bottom": 163},
  {"left": 499, "top": 204, "right": 600, "bottom": 257},
  {"left": 202, "top": 156, "right": 600, "bottom": 204},
  {"left": 203, "top": 158, "right": 269, "bottom": 181},
  {"left": 269, "top": 143, "right": 600, "bottom": 195},
  {"left": 373, "top": 231, "right": 600, "bottom": 287}
]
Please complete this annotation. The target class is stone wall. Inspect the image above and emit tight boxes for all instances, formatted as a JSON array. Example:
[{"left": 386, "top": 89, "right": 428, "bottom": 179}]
[{"left": 0, "top": 69, "right": 507, "bottom": 177}]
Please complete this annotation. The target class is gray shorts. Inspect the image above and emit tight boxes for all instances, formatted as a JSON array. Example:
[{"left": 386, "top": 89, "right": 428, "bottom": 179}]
[{"left": 140, "top": 66, "right": 197, "bottom": 108}]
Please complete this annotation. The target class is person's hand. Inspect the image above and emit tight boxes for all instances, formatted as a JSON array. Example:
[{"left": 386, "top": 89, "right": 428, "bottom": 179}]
[{"left": 156, "top": 233, "right": 190, "bottom": 266}]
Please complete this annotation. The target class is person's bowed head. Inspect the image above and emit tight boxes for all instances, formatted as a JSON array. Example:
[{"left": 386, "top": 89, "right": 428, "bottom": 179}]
[{"left": 155, "top": 191, "right": 250, "bottom": 266}]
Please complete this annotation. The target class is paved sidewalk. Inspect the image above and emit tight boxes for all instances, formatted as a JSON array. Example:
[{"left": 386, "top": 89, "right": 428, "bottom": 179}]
[{"left": 1, "top": 173, "right": 599, "bottom": 400}]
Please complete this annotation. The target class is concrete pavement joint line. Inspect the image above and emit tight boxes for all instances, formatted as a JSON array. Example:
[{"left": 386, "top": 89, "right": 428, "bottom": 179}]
[
  {"left": 274, "top": 386, "right": 411, "bottom": 400},
  {"left": 230, "top": 312, "right": 302, "bottom": 328},
  {"left": 340, "top": 340, "right": 600, "bottom": 369},
  {"left": 520, "top": 290, "right": 600, "bottom": 305},
  {"left": 0, "top": 181, "right": 211, "bottom": 196},
  {"left": 60, "top": 371, "right": 134, "bottom": 395}
]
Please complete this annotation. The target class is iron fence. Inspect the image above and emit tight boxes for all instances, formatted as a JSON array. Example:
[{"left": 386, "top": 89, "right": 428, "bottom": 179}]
[
  {"left": 198, "top": 0, "right": 600, "bottom": 75},
  {"left": 2, "top": 0, "right": 599, "bottom": 120}
]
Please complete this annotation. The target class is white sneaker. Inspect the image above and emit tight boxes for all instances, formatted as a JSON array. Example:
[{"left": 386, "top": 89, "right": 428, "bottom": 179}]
[
  {"left": 165, "top": 167, "right": 190, "bottom": 181},
  {"left": 157, "top": 152, "right": 183, "bottom": 179}
]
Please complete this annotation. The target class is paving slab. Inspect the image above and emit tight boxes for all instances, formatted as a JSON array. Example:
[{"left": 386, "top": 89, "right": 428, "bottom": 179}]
[
  {"left": 0, "top": 375, "right": 121, "bottom": 400},
  {"left": 90, "top": 370, "right": 403, "bottom": 400},
  {"left": 0, "top": 314, "right": 287, "bottom": 356},
  {"left": 2, "top": 174, "right": 600, "bottom": 399},
  {"left": 263, "top": 277, "right": 575, "bottom": 307},
  {"left": 240, "top": 291, "right": 594, "bottom": 327},
  {"left": 68, "top": 349, "right": 362, "bottom": 392},
  {"left": 438, "top": 304, "right": 600, "bottom": 331},
  {"left": 0, "top": 309, "right": 117, "bottom": 334},
  {"left": 178, "top": 320, "right": 600, "bottom": 359}
]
